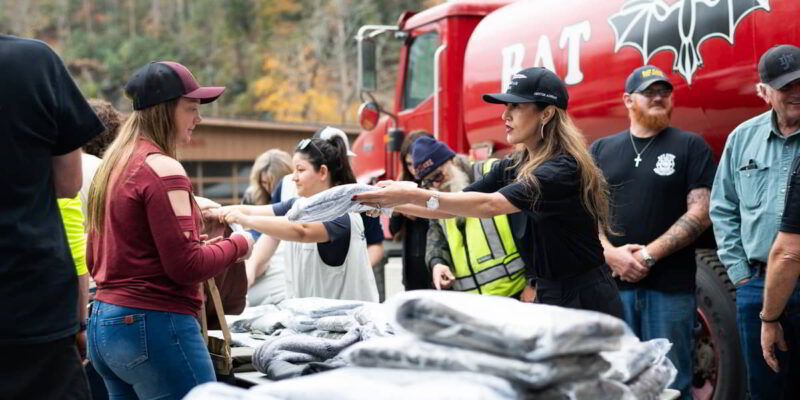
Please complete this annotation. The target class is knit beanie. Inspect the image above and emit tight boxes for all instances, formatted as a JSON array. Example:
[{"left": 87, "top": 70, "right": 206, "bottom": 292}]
[{"left": 411, "top": 136, "right": 456, "bottom": 179}]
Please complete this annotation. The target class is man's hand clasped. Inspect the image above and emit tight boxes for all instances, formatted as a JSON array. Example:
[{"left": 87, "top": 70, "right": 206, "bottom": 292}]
[{"left": 606, "top": 244, "right": 650, "bottom": 282}]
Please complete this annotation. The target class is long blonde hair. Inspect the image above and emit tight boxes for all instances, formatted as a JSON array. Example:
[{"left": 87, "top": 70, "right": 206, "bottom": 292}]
[
  {"left": 511, "top": 104, "right": 613, "bottom": 234},
  {"left": 87, "top": 99, "right": 179, "bottom": 233},
  {"left": 246, "top": 149, "right": 293, "bottom": 205}
]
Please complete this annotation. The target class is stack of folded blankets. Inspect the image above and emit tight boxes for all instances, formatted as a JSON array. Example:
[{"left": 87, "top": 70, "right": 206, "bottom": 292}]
[
  {"left": 221, "top": 297, "right": 395, "bottom": 380},
  {"left": 342, "top": 291, "right": 677, "bottom": 400},
  {"left": 190, "top": 291, "right": 677, "bottom": 400}
]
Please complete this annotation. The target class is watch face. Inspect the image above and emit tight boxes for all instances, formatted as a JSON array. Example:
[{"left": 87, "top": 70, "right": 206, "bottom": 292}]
[{"left": 427, "top": 196, "right": 439, "bottom": 209}]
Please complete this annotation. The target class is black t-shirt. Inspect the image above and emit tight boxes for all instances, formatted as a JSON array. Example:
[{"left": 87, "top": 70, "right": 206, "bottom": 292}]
[
  {"left": 590, "top": 127, "right": 715, "bottom": 292},
  {"left": 465, "top": 154, "right": 606, "bottom": 280},
  {"left": 780, "top": 156, "right": 800, "bottom": 234},
  {"left": 273, "top": 198, "right": 352, "bottom": 266},
  {"left": 0, "top": 36, "right": 103, "bottom": 344}
]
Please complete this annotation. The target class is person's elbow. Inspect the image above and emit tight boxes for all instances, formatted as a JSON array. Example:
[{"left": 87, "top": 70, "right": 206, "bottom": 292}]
[
  {"left": 475, "top": 194, "right": 513, "bottom": 218},
  {"left": 290, "top": 224, "right": 326, "bottom": 243},
  {"left": 52, "top": 149, "right": 83, "bottom": 198},
  {"left": 770, "top": 233, "right": 800, "bottom": 268},
  {"left": 54, "top": 175, "right": 82, "bottom": 198}
]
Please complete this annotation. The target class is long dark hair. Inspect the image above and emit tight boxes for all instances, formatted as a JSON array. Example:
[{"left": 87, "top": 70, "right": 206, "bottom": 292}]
[
  {"left": 296, "top": 136, "right": 356, "bottom": 186},
  {"left": 510, "top": 103, "right": 612, "bottom": 235},
  {"left": 399, "top": 130, "right": 433, "bottom": 183}
]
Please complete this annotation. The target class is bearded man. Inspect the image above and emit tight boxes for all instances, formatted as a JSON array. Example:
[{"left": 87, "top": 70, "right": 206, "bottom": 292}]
[
  {"left": 590, "top": 65, "right": 715, "bottom": 399},
  {"left": 411, "top": 136, "right": 532, "bottom": 300}
]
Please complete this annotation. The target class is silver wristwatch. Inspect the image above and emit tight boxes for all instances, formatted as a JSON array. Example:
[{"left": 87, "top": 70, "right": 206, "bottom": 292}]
[
  {"left": 641, "top": 247, "right": 656, "bottom": 267},
  {"left": 426, "top": 193, "right": 440, "bottom": 210}
]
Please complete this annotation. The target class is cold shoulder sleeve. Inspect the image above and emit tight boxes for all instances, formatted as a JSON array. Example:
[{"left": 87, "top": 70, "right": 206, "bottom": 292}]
[{"left": 141, "top": 173, "right": 249, "bottom": 285}]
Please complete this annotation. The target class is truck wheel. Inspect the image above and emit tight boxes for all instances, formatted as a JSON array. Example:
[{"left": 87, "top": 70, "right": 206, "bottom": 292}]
[{"left": 692, "top": 249, "right": 746, "bottom": 400}]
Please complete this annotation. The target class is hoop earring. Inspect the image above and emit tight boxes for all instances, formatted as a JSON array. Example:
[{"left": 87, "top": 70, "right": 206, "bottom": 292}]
[{"left": 539, "top": 124, "right": 545, "bottom": 140}]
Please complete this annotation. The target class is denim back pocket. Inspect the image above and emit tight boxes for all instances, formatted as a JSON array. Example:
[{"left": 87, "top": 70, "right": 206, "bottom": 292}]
[
  {"left": 737, "top": 165, "right": 769, "bottom": 209},
  {"left": 99, "top": 313, "right": 148, "bottom": 369}
]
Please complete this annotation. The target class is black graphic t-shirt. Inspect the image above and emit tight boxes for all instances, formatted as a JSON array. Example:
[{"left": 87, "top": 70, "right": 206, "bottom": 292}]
[{"left": 591, "top": 127, "right": 715, "bottom": 292}]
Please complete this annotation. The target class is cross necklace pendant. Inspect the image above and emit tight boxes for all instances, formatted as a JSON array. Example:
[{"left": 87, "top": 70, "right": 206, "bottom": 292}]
[{"left": 630, "top": 132, "right": 656, "bottom": 168}]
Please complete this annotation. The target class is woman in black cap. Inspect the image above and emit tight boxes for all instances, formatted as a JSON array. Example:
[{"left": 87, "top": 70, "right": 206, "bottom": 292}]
[{"left": 354, "top": 67, "right": 622, "bottom": 317}]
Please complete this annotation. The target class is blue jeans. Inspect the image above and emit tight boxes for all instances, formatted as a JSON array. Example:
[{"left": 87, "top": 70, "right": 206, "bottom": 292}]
[
  {"left": 620, "top": 289, "right": 694, "bottom": 400},
  {"left": 736, "top": 269, "right": 800, "bottom": 399},
  {"left": 87, "top": 301, "right": 216, "bottom": 400}
]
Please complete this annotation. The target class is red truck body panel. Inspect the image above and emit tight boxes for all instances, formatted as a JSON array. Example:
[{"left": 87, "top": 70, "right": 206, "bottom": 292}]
[{"left": 352, "top": 0, "right": 798, "bottom": 179}]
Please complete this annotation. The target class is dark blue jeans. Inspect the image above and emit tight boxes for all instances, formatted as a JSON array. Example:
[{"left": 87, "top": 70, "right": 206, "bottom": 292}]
[
  {"left": 620, "top": 288, "right": 694, "bottom": 400},
  {"left": 87, "top": 300, "right": 216, "bottom": 400},
  {"left": 736, "top": 270, "right": 800, "bottom": 399}
]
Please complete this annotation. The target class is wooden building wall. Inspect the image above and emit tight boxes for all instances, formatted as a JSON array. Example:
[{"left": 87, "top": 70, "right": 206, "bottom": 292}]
[{"left": 178, "top": 118, "right": 358, "bottom": 204}]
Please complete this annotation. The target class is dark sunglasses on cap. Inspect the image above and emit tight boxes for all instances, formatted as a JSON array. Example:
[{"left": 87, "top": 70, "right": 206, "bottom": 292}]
[
  {"left": 296, "top": 138, "right": 324, "bottom": 159},
  {"left": 421, "top": 170, "right": 446, "bottom": 188}
]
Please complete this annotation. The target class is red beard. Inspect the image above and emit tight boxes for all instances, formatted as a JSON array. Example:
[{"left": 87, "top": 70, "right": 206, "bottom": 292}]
[{"left": 630, "top": 102, "right": 672, "bottom": 132}]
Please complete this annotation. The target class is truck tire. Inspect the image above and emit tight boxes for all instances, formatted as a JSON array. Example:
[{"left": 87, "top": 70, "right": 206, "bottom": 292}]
[{"left": 693, "top": 249, "right": 746, "bottom": 400}]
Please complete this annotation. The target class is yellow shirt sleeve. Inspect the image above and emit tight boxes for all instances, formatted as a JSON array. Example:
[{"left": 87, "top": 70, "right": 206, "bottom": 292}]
[{"left": 58, "top": 195, "right": 88, "bottom": 276}]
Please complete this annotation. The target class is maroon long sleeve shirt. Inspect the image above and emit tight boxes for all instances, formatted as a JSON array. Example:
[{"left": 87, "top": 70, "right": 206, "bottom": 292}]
[{"left": 88, "top": 139, "right": 248, "bottom": 315}]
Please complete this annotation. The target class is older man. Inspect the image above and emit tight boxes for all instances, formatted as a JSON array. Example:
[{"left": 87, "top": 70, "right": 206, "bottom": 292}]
[
  {"left": 412, "top": 136, "right": 531, "bottom": 299},
  {"left": 591, "top": 65, "right": 715, "bottom": 400},
  {"left": 711, "top": 44, "right": 800, "bottom": 399}
]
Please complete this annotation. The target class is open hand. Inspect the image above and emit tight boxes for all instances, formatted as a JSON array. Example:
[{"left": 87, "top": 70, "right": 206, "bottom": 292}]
[
  {"left": 352, "top": 181, "right": 415, "bottom": 209},
  {"left": 761, "top": 321, "right": 787, "bottom": 372}
]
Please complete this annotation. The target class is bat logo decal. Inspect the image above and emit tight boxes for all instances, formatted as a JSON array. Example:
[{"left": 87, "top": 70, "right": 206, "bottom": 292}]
[{"left": 609, "top": 0, "right": 771, "bottom": 84}]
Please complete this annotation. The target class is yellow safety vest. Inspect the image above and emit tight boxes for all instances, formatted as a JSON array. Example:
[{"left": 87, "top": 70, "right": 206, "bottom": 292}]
[{"left": 440, "top": 159, "right": 526, "bottom": 296}]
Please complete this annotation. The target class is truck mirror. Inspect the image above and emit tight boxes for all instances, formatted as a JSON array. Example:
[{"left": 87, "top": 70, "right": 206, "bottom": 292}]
[
  {"left": 358, "top": 102, "right": 380, "bottom": 131},
  {"left": 359, "top": 38, "right": 377, "bottom": 92}
]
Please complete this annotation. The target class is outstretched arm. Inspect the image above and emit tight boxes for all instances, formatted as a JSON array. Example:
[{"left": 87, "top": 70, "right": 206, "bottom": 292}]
[
  {"left": 354, "top": 183, "right": 519, "bottom": 218},
  {"left": 224, "top": 210, "right": 329, "bottom": 243}
]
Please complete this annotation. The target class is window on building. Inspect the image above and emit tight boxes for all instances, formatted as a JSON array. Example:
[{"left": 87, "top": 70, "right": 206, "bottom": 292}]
[{"left": 181, "top": 161, "right": 251, "bottom": 205}]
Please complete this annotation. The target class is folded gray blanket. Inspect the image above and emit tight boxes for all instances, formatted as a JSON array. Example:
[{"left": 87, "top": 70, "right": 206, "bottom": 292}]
[
  {"left": 248, "top": 367, "right": 527, "bottom": 400},
  {"left": 343, "top": 336, "right": 609, "bottom": 389},
  {"left": 601, "top": 338, "right": 671, "bottom": 382},
  {"left": 533, "top": 379, "right": 635, "bottom": 400},
  {"left": 626, "top": 358, "right": 676, "bottom": 400},
  {"left": 285, "top": 184, "right": 383, "bottom": 223},
  {"left": 278, "top": 297, "right": 366, "bottom": 318},
  {"left": 392, "top": 291, "right": 628, "bottom": 361},
  {"left": 252, "top": 327, "right": 362, "bottom": 374}
]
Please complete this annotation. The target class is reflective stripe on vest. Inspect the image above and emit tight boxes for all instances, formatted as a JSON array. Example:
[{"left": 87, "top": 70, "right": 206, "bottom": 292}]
[
  {"left": 452, "top": 256, "right": 526, "bottom": 292},
  {"left": 440, "top": 159, "right": 526, "bottom": 296}
]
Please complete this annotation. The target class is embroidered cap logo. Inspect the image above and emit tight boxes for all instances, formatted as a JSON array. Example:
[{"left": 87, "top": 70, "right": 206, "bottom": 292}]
[{"left": 779, "top": 54, "right": 795, "bottom": 71}]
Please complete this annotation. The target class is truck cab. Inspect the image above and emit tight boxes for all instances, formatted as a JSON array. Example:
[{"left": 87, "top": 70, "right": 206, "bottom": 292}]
[{"left": 351, "top": 0, "right": 512, "bottom": 182}]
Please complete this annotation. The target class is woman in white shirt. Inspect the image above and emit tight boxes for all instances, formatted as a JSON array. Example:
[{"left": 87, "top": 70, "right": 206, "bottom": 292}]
[{"left": 216, "top": 135, "right": 378, "bottom": 302}]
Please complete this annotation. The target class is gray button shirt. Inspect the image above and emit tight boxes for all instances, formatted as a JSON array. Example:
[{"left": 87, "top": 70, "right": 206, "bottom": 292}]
[{"left": 710, "top": 110, "right": 800, "bottom": 285}]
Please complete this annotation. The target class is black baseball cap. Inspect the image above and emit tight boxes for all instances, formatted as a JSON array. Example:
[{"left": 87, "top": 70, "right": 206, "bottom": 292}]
[
  {"left": 759, "top": 45, "right": 800, "bottom": 89},
  {"left": 625, "top": 65, "right": 673, "bottom": 94},
  {"left": 483, "top": 67, "right": 569, "bottom": 110},
  {"left": 124, "top": 61, "right": 225, "bottom": 110}
]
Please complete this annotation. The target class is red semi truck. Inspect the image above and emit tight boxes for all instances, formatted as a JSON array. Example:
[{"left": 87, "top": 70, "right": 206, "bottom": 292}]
[{"left": 351, "top": 0, "right": 799, "bottom": 398}]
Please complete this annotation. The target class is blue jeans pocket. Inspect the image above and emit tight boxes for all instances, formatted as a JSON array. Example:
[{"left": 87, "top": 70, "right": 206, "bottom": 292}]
[{"left": 99, "top": 313, "right": 148, "bottom": 369}]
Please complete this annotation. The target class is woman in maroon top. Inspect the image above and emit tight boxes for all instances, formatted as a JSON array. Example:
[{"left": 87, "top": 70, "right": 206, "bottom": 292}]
[{"left": 85, "top": 61, "right": 253, "bottom": 399}]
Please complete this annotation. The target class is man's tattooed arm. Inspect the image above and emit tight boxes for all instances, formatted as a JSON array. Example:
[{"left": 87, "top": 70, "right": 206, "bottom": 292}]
[{"left": 646, "top": 187, "right": 711, "bottom": 261}]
